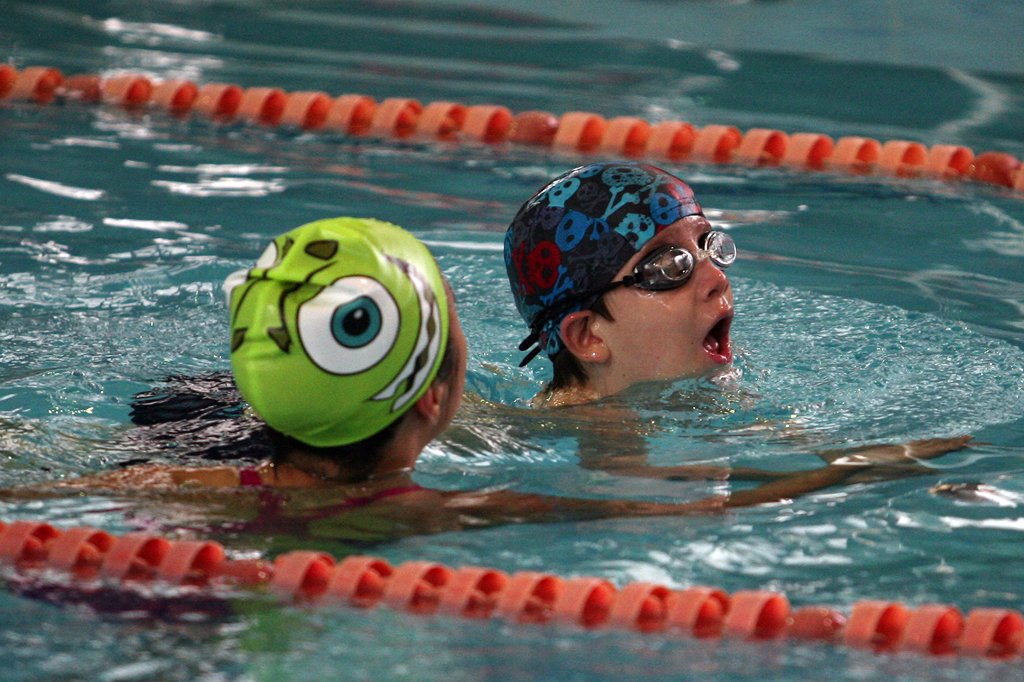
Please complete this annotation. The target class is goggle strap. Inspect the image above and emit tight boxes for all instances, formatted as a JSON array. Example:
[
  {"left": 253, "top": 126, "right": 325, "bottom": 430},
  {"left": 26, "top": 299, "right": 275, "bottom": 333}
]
[
  {"left": 517, "top": 344, "right": 543, "bottom": 368},
  {"left": 514, "top": 279, "right": 628, "bottom": 366},
  {"left": 518, "top": 331, "right": 539, "bottom": 352}
]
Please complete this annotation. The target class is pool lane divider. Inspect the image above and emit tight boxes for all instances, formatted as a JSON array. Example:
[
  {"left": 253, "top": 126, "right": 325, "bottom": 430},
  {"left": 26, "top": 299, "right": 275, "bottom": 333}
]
[
  {"left": 1, "top": 520, "right": 1023, "bottom": 659},
  {"left": 3, "top": 64, "right": 1023, "bottom": 193}
]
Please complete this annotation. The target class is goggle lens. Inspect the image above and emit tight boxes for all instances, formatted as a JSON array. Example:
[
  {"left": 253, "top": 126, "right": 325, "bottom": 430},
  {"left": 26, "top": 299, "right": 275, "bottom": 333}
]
[
  {"left": 635, "top": 231, "right": 735, "bottom": 290},
  {"left": 638, "top": 247, "right": 695, "bottom": 290},
  {"left": 704, "top": 230, "right": 737, "bottom": 268}
]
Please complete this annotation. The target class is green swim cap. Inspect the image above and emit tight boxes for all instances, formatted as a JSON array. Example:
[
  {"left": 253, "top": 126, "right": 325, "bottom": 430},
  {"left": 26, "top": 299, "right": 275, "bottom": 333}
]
[{"left": 224, "top": 217, "right": 450, "bottom": 448}]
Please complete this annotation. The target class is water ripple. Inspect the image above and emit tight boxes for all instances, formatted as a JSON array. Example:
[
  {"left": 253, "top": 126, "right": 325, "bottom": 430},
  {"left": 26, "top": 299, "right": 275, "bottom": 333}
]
[{"left": 4, "top": 174, "right": 105, "bottom": 201}]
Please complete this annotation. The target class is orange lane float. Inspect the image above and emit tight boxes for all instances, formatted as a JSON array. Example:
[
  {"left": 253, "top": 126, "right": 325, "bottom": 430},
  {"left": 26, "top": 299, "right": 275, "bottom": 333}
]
[
  {"left": 830, "top": 136, "right": 882, "bottom": 174},
  {"left": 436, "top": 566, "right": 508, "bottom": 618},
  {"left": 961, "top": 609, "right": 1024, "bottom": 659},
  {"left": 61, "top": 74, "right": 103, "bottom": 103},
  {"left": 281, "top": 91, "right": 332, "bottom": 130},
  {"left": 462, "top": 105, "right": 513, "bottom": 144},
  {"left": 238, "top": 86, "right": 288, "bottom": 127},
  {"left": 971, "top": 151, "right": 1023, "bottom": 188},
  {"left": 325, "top": 94, "right": 376, "bottom": 136},
  {"left": 782, "top": 133, "right": 834, "bottom": 170},
  {"left": 878, "top": 139, "right": 928, "bottom": 177},
  {"left": 1, "top": 520, "right": 1023, "bottom": 660},
  {"left": 509, "top": 110, "right": 559, "bottom": 146},
  {"left": 1, "top": 63, "right": 1022, "bottom": 193},
  {"left": 0, "top": 64, "right": 15, "bottom": 98},
  {"left": 599, "top": 116, "right": 651, "bottom": 157},
  {"left": 101, "top": 74, "right": 153, "bottom": 108},
  {"left": 647, "top": 121, "right": 698, "bottom": 162},
  {"left": 925, "top": 144, "right": 974, "bottom": 178},
  {"left": 844, "top": 601, "right": 911, "bottom": 652},
  {"left": 691, "top": 124, "right": 743, "bottom": 164},
  {"left": 607, "top": 581, "right": 673, "bottom": 633},
  {"left": 416, "top": 101, "right": 467, "bottom": 140},
  {"left": 6, "top": 66, "right": 63, "bottom": 104},
  {"left": 666, "top": 586, "right": 730, "bottom": 638},
  {"left": 193, "top": 82, "right": 243, "bottom": 121},
  {"left": 735, "top": 128, "right": 789, "bottom": 167},
  {"left": 151, "top": 79, "right": 198, "bottom": 115},
  {"left": 553, "top": 111, "right": 608, "bottom": 153},
  {"left": 370, "top": 97, "right": 422, "bottom": 139}
]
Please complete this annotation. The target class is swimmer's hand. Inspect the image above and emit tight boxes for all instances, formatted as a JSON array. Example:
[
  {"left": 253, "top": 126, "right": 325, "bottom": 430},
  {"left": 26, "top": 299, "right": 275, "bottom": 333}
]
[
  {"left": 816, "top": 436, "right": 972, "bottom": 484},
  {"left": 818, "top": 436, "right": 973, "bottom": 466},
  {"left": 719, "top": 436, "right": 973, "bottom": 508}
]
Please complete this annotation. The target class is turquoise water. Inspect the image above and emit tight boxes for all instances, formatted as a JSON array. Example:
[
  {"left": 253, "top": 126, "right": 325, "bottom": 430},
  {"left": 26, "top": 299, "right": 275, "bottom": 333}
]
[{"left": 2, "top": 1, "right": 1024, "bottom": 680}]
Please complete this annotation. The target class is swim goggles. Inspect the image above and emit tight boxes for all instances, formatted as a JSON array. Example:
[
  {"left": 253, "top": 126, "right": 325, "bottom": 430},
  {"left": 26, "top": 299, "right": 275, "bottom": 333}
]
[{"left": 517, "top": 230, "right": 736, "bottom": 366}]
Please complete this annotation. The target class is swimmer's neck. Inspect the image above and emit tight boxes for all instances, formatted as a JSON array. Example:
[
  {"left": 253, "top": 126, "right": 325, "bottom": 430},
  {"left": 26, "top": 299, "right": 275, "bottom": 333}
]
[
  {"left": 532, "top": 384, "right": 603, "bottom": 408},
  {"left": 273, "top": 449, "right": 414, "bottom": 487},
  {"left": 534, "top": 360, "right": 639, "bottom": 408},
  {"left": 268, "top": 403, "right": 432, "bottom": 485}
]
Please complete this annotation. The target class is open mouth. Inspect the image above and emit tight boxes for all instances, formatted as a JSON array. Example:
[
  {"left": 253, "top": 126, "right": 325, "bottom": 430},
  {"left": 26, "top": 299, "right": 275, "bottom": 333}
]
[{"left": 702, "top": 313, "right": 733, "bottom": 364}]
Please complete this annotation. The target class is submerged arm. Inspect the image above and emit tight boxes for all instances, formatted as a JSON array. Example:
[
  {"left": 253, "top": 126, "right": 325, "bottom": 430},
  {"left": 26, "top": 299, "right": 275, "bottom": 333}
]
[{"left": 440, "top": 436, "right": 973, "bottom": 525}]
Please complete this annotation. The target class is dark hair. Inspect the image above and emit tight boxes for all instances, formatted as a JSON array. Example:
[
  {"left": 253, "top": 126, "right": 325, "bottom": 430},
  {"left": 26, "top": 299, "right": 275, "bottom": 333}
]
[
  {"left": 544, "top": 297, "right": 615, "bottom": 393},
  {"left": 266, "top": 333, "right": 457, "bottom": 477}
]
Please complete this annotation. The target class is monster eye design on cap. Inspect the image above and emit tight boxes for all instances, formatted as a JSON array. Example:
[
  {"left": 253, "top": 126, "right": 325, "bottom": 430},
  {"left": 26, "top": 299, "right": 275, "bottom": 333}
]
[{"left": 225, "top": 217, "right": 449, "bottom": 448}]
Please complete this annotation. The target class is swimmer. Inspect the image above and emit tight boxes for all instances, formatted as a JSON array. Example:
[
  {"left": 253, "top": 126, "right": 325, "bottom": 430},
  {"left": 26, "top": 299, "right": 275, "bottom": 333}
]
[
  {"left": 12, "top": 216, "right": 969, "bottom": 544},
  {"left": 506, "top": 161, "right": 735, "bottom": 406},
  {"left": 89, "top": 216, "right": 465, "bottom": 491},
  {"left": 502, "top": 162, "right": 976, "bottom": 485}
]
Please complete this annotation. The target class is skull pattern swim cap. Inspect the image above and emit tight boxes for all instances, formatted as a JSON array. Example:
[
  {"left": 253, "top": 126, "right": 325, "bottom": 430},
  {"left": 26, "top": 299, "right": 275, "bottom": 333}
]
[
  {"left": 504, "top": 162, "right": 702, "bottom": 362},
  {"left": 224, "top": 217, "right": 449, "bottom": 447}
]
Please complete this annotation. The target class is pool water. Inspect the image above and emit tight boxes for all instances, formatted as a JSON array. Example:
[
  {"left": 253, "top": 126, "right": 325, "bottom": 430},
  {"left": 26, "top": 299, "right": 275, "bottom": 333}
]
[{"left": 2, "top": 1, "right": 1024, "bottom": 680}]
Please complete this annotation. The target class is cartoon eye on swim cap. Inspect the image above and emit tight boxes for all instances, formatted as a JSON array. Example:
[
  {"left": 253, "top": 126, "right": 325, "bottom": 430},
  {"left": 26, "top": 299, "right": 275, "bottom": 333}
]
[
  {"left": 228, "top": 217, "right": 450, "bottom": 448},
  {"left": 297, "top": 276, "right": 399, "bottom": 375}
]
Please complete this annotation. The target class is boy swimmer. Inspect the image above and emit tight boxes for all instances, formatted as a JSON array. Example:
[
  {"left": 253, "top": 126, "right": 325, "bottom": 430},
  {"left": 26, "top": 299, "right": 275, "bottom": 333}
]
[
  {"left": 506, "top": 162, "right": 735, "bottom": 406},
  {"left": 28, "top": 216, "right": 967, "bottom": 543},
  {"left": 502, "top": 163, "right": 975, "bottom": 487}
]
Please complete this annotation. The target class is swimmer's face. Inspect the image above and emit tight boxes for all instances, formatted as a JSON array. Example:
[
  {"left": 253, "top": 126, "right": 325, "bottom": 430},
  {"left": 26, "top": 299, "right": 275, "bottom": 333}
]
[{"left": 593, "top": 215, "right": 734, "bottom": 386}]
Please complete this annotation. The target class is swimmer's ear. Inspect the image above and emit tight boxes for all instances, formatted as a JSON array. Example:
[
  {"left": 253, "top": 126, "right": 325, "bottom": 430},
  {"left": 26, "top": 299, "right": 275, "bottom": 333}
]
[
  {"left": 412, "top": 380, "right": 445, "bottom": 422},
  {"left": 560, "top": 311, "right": 610, "bottom": 365}
]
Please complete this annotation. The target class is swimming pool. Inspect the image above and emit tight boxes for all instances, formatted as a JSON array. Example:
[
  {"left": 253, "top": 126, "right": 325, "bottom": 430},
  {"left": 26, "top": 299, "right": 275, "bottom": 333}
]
[{"left": 2, "top": 1, "right": 1024, "bottom": 679}]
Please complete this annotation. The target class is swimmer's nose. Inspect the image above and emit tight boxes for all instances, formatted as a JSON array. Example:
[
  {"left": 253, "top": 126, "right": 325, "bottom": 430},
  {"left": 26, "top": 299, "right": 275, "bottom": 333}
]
[{"left": 695, "top": 255, "right": 731, "bottom": 301}]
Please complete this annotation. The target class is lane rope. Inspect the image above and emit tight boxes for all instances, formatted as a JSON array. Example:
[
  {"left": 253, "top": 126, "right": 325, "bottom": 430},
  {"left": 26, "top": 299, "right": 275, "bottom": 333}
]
[
  {"left": 2, "top": 64, "right": 1023, "bottom": 193},
  {"left": 1, "top": 519, "right": 1022, "bottom": 659}
]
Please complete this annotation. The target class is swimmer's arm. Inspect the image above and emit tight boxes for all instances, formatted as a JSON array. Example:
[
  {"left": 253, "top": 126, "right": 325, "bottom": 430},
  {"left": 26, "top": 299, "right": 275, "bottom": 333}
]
[
  {"left": 9, "top": 464, "right": 246, "bottom": 491},
  {"left": 438, "top": 468, "right": 848, "bottom": 524},
  {"left": 579, "top": 451, "right": 791, "bottom": 482},
  {"left": 814, "top": 436, "right": 972, "bottom": 466},
  {"left": 438, "top": 488, "right": 723, "bottom": 526},
  {"left": 0, "top": 466, "right": 237, "bottom": 505},
  {"left": 810, "top": 436, "right": 973, "bottom": 482},
  {"left": 604, "top": 463, "right": 791, "bottom": 482},
  {"left": 438, "top": 436, "right": 973, "bottom": 523},
  {"left": 613, "top": 435, "right": 973, "bottom": 485},
  {"left": 727, "top": 436, "right": 974, "bottom": 504}
]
